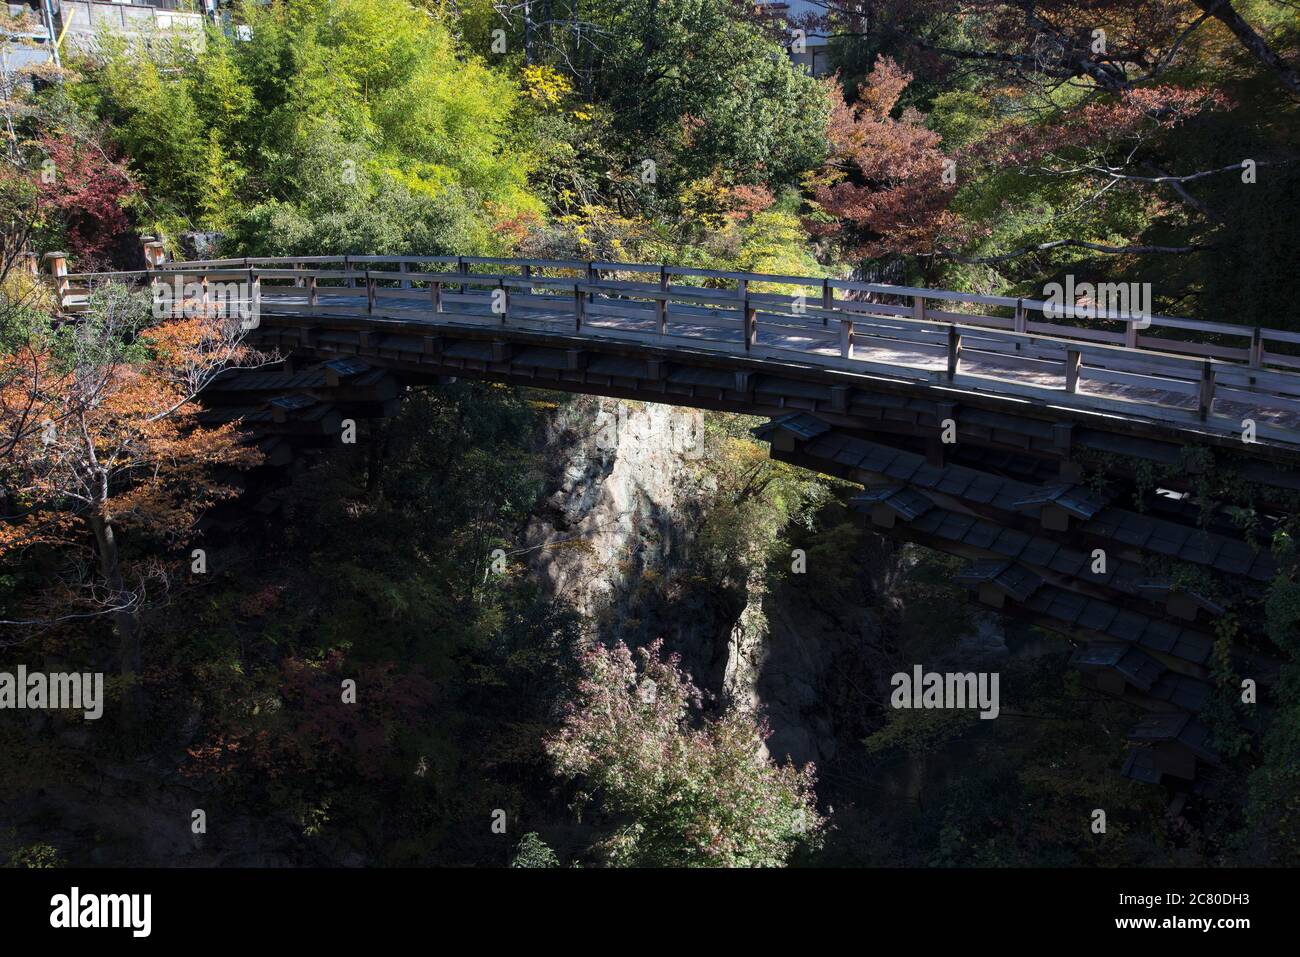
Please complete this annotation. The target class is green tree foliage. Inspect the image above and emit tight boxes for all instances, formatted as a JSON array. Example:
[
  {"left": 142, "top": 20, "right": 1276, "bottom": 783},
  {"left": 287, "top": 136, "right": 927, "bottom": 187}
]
[
  {"left": 547, "top": 639, "right": 824, "bottom": 867},
  {"left": 73, "top": 0, "right": 540, "bottom": 256},
  {"left": 510, "top": 832, "right": 560, "bottom": 868},
  {"left": 590, "top": 0, "right": 828, "bottom": 187}
]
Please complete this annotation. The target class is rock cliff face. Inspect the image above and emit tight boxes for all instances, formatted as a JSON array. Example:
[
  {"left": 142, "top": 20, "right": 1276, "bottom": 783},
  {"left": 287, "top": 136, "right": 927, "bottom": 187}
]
[
  {"left": 523, "top": 396, "right": 710, "bottom": 618},
  {"left": 522, "top": 396, "right": 877, "bottom": 768},
  {"left": 521, "top": 396, "right": 1010, "bottom": 780}
]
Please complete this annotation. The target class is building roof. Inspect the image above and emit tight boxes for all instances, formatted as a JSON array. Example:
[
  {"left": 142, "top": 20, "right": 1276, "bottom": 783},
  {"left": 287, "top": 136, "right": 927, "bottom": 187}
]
[
  {"left": 1149, "top": 672, "right": 1213, "bottom": 712},
  {"left": 268, "top": 393, "right": 317, "bottom": 413},
  {"left": 1122, "top": 747, "right": 1163, "bottom": 784},
  {"left": 1136, "top": 581, "right": 1227, "bottom": 617},
  {"left": 323, "top": 357, "right": 370, "bottom": 379},
  {"left": 1070, "top": 643, "right": 1164, "bottom": 692},
  {"left": 1127, "top": 714, "right": 1222, "bottom": 765}
]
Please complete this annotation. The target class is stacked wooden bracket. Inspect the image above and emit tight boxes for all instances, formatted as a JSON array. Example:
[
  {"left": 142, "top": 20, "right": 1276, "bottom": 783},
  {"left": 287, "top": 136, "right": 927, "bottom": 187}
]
[
  {"left": 754, "top": 411, "right": 1282, "bottom": 793},
  {"left": 197, "top": 357, "right": 401, "bottom": 517}
]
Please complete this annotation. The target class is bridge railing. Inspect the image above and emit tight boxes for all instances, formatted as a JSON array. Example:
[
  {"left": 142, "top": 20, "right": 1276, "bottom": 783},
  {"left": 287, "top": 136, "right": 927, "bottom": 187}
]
[
  {"left": 96, "top": 253, "right": 1290, "bottom": 359},
  {"left": 51, "top": 255, "right": 1300, "bottom": 446}
]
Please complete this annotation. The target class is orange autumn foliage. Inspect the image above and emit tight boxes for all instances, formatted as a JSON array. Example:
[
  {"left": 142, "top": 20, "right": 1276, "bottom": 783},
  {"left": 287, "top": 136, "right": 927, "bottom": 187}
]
[{"left": 1, "top": 311, "right": 262, "bottom": 572}]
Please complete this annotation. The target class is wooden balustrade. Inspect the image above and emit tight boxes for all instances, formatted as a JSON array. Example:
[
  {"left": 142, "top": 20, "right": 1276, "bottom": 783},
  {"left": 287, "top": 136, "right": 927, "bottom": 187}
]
[{"left": 45, "top": 254, "right": 1300, "bottom": 446}]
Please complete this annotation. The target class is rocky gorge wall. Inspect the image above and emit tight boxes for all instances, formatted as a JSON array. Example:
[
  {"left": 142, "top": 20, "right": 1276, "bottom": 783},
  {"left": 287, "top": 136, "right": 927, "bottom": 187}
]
[{"left": 522, "top": 396, "right": 934, "bottom": 771}]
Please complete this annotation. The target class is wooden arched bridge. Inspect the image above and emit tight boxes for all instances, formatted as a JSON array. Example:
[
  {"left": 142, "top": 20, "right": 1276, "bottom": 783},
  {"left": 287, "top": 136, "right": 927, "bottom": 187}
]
[{"left": 50, "top": 253, "right": 1300, "bottom": 793}]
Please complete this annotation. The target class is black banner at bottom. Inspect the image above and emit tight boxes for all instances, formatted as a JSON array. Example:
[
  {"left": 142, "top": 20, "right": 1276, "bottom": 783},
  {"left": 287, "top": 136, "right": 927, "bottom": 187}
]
[{"left": 0, "top": 866, "right": 1279, "bottom": 943}]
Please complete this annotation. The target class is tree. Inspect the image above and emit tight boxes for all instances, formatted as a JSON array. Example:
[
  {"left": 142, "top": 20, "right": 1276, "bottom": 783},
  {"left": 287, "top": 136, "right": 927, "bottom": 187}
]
[
  {"left": 75, "top": 0, "right": 541, "bottom": 255},
  {"left": 32, "top": 127, "right": 138, "bottom": 269},
  {"left": 471, "top": 0, "right": 828, "bottom": 192},
  {"left": 547, "top": 639, "right": 825, "bottom": 867},
  {"left": 0, "top": 285, "right": 264, "bottom": 686},
  {"left": 510, "top": 832, "right": 559, "bottom": 867},
  {"left": 807, "top": 58, "right": 960, "bottom": 260},
  {"left": 815, "top": 1, "right": 1299, "bottom": 99},
  {"left": 797, "top": 1, "right": 1298, "bottom": 325}
]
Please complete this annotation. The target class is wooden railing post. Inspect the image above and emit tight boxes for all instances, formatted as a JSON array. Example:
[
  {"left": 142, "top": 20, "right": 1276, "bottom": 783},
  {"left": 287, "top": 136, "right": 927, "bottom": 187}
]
[
  {"left": 657, "top": 265, "right": 669, "bottom": 336},
  {"left": 840, "top": 317, "right": 854, "bottom": 359},
  {"left": 458, "top": 257, "right": 468, "bottom": 294},
  {"left": 294, "top": 262, "right": 305, "bottom": 288},
  {"left": 946, "top": 324, "right": 962, "bottom": 382},
  {"left": 585, "top": 261, "right": 596, "bottom": 303},
  {"left": 1065, "top": 348, "right": 1082, "bottom": 393},
  {"left": 744, "top": 298, "right": 757, "bottom": 352},
  {"left": 821, "top": 278, "right": 833, "bottom": 327},
  {"left": 1198, "top": 361, "right": 1215, "bottom": 421},
  {"left": 399, "top": 260, "right": 410, "bottom": 290},
  {"left": 913, "top": 293, "right": 926, "bottom": 322},
  {"left": 141, "top": 237, "right": 166, "bottom": 270},
  {"left": 431, "top": 281, "right": 442, "bottom": 314},
  {"left": 1125, "top": 319, "right": 1138, "bottom": 349},
  {"left": 366, "top": 271, "right": 376, "bottom": 315},
  {"left": 43, "top": 251, "right": 68, "bottom": 305},
  {"left": 498, "top": 280, "right": 509, "bottom": 324},
  {"left": 249, "top": 269, "right": 261, "bottom": 324},
  {"left": 1013, "top": 298, "right": 1026, "bottom": 335},
  {"left": 344, "top": 254, "right": 355, "bottom": 288},
  {"left": 308, "top": 274, "right": 318, "bottom": 308},
  {"left": 574, "top": 283, "right": 584, "bottom": 332},
  {"left": 199, "top": 273, "right": 209, "bottom": 318},
  {"left": 1250, "top": 327, "right": 1264, "bottom": 367}
]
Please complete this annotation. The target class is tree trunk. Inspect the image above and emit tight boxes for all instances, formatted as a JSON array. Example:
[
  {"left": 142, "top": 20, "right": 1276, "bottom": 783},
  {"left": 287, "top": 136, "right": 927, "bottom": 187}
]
[
  {"left": 1192, "top": 0, "right": 1300, "bottom": 97},
  {"left": 88, "top": 511, "right": 142, "bottom": 712}
]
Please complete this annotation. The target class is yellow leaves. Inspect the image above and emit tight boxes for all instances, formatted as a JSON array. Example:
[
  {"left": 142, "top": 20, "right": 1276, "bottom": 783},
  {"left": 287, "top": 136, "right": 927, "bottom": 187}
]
[
  {"left": 0, "top": 269, "right": 54, "bottom": 314},
  {"left": 141, "top": 318, "right": 207, "bottom": 362},
  {"left": 388, "top": 161, "right": 457, "bottom": 199},
  {"left": 677, "top": 174, "right": 730, "bottom": 228},
  {"left": 554, "top": 203, "right": 649, "bottom": 257},
  {"left": 520, "top": 64, "right": 573, "bottom": 109}
]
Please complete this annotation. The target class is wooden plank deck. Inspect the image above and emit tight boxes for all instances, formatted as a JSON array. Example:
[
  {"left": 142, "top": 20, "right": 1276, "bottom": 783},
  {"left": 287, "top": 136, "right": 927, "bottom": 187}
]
[
  {"left": 54, "top": 256, "right": 1300, "bottom": 449},
  {"left": 256, "top": 284, "right": 1300, "bottom": 445}
]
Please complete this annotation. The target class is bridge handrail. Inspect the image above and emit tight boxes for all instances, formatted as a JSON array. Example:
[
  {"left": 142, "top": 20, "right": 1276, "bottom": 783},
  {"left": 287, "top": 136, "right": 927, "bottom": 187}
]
[
  {"left": 75, "top": 256, "right": 1291, "bottom": 352},
  {"left": 134, "top": 255, "right": 1267, "bottom": 331},
  {"left": 49, "top": 254, "right": 1300, "bottom": 445},
  {"left": 88, "top": 255, "right": 1268, "bottom": 333},
  {"left": 192, "top": 257, "right": 1262, "bottom": 337}
]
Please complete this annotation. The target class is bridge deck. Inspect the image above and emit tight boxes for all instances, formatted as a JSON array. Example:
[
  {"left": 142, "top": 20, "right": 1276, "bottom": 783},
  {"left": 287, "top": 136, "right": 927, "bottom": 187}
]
[
  {"left": 268, "top": 289, "right": 1296, "bottom": 433},
  {"left": 56, "top": 255, "right": 1300, "bottom": 449}
]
